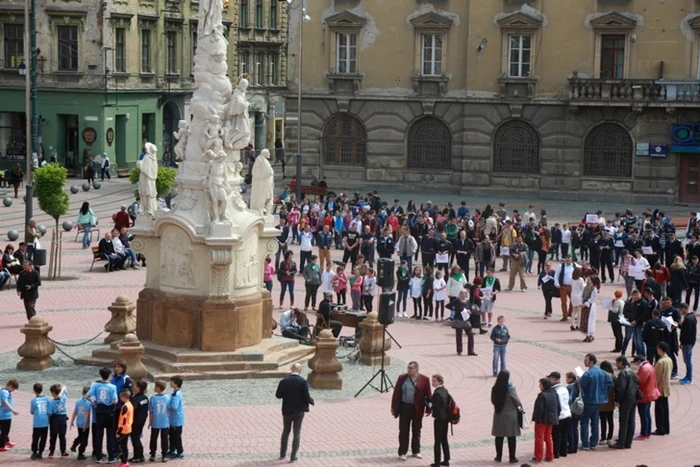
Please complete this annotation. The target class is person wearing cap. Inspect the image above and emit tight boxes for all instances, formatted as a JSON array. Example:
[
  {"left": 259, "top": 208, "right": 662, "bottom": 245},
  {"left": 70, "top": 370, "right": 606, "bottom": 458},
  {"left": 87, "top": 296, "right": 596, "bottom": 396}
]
[
  {"left": 16, "top": 261, "right": 41, "bottom": 320},
  {"left": 548, "top": 371, "right": 571, "bottom": 458}
]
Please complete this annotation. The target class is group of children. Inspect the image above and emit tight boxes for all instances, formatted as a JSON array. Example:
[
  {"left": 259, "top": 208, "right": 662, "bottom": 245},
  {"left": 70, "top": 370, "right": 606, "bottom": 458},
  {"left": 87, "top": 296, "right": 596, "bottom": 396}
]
[{"left": 0, "top": 361, "right": 185, "bottom": 467}]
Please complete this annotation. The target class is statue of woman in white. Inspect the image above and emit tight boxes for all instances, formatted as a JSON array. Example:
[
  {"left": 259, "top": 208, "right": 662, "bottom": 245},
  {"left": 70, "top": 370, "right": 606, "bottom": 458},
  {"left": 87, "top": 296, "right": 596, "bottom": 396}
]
[
  {"left": 137, "top": 143, "right": 159, "bottom": 216},
  {"left": 250, "top": 148, "right": 275, "bottom": 214},
  {"left": 224, "top": 78, "right": 251, "bottom": 151},
  {"left": 198, "top": 0, "right": 224, "bottom": 38}
]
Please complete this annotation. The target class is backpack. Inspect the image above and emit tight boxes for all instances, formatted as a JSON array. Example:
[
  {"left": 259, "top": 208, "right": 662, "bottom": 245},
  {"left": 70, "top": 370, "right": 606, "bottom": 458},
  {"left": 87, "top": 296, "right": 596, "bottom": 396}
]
[{"left": 448, "top": 394, "right": 461, "bottom": 425}]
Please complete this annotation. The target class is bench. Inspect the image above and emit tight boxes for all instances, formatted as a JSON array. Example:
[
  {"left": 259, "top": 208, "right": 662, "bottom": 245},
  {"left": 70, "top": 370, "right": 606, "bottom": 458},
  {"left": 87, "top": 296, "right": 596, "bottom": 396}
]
[
  {"left": 65, "top": 168, "right": 80, "bottom": 178},
  {"left": 288, "top": 180, "right": 328, "bottom": 199},
  {"left": 116, "top": 168, "right": 131, "bottom": 178},
  {"left": 90, "top": 246, "right": 107, "bottom": 271},
  {"left": 75, "top": 224, "right": 101, "bottom": 243}
]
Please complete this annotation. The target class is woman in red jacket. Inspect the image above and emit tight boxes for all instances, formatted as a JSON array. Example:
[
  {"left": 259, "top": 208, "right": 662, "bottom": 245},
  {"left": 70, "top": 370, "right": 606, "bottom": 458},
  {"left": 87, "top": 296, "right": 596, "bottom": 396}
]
[
  {"left": 632, "top": 354, "right": 660, "bottom": 439},
  {"left": 652, "top": 262, "right": 670, "bottom": 298}
]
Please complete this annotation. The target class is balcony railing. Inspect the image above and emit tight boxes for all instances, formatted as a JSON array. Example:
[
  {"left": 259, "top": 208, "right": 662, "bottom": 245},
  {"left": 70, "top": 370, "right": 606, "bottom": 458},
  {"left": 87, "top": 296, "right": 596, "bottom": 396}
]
[{"left": 568, "top": 74, "right": 700, "bottom": 103}]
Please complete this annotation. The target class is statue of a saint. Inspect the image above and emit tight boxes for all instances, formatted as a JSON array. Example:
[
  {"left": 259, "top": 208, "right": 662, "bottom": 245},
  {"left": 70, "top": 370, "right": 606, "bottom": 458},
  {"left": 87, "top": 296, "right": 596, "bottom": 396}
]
[
  {"left": 198, "top": 0, "right": 224, "bottom": 38},
  {"left": 137, "top": 142, "right": 159, "bottom": 216},
  {"left": 173, "top": 120, "right": 189, "bottom": 162},
  {"left": 250, "top": 149, "right": 275, "bottom": 214},
  {"left": 224, "top": 78, "right": 251, "bottom": 150},
  {"left": 203, "top": 149, "right": 230, "bottom": 223}
]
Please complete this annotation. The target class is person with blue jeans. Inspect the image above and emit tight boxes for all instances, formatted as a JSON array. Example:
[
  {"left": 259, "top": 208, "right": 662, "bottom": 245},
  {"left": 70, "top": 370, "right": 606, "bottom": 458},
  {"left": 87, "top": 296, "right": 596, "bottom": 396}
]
[
  {"left": 621, "top": 289, "right": 647, "bottom": 356},
  {"left": 632, "top": 354, "right": 659, "bottom": 439},
  {"left": 76, "top": 202, "right": 96, "bottom": 249},
  {"left": 679, "top": 303, "right": 697, "bottom": 384},
  {"left": 490, "top": 316, "right": 510, "bottom": 377},
  {"left": 578, "top": 353, "right": 613, "bottom": 449},
  {"left": 278, "top": 251, "right": 297, "bottom": 309}
]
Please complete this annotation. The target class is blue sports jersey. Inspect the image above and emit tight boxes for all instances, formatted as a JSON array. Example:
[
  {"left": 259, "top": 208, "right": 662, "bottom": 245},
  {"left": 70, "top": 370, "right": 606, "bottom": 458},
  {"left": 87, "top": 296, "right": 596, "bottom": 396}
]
[
  {"left": 0, "top": 388, "right": 13, "bottom": 420},
  {"left": 47, "top": 391, "right": 68, "bottom": 416},
  {"left": 31, "top": 395, "right": 49, "bottom": 428},
  {"left": 149, "top": 394, "right": 171, "bottom": 429},
  {"left": 75, "top": 398, "right": 92, "bottom": 428},
  {"left": 88, "top": 381, "right": 118, "bottom": 412},
  {"left": 169, "top": 390, "right": 184, "bottom": 427}
]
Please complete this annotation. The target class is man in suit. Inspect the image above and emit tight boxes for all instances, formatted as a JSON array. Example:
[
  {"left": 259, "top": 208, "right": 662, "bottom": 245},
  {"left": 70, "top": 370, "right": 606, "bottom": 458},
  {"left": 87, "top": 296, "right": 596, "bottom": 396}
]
[
  {"left": 391, "top": 361, "right": 432, "bottom": 461},
  {"left": 16, "top": 261, "right": 41, "bottom": 320},
  {"left": 276, "top": 363, "right": 314, "bottom": 462}
]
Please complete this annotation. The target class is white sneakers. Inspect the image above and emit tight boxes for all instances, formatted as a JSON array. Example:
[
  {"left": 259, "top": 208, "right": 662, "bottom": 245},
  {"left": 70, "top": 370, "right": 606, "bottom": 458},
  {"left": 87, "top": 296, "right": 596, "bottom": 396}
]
[
  {"left": 412, "top": 453, "right": 422, "bottom": 459},
  {"left": 399, "top": 454, "right": 407, "bottom": 461}
]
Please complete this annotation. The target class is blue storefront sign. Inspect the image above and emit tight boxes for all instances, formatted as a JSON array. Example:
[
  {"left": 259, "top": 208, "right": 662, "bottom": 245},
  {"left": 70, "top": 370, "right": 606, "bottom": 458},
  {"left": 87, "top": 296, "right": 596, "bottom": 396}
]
[
  {"left": 650, "top": 144, "right": 668, "bottom": 158},
  {"left": 671, "top": 123, "right": 700, "bottom": 153}
]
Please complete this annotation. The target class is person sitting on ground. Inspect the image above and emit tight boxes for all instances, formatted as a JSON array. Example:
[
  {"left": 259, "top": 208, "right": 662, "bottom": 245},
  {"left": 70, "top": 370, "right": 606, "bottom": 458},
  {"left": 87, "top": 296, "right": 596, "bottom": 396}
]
[{"left": 279, "top": 309, "right": 309, "bottom": 342}]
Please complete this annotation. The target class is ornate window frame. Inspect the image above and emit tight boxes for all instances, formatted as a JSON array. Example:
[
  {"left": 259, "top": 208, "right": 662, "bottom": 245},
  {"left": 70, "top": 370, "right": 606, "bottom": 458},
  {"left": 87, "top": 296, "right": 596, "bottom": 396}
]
[
  {"left": 0, "top": 15, "right": 24, "bottom": 70},
  {"left": 497, "top": 11, "right": 541, "bottom": 98},
  {"left": 582, "top": 122, "right": 633, "bottom": 178},
  {"left": 108, "top": 13, "right": 133, "bottom": 75},
  {"left": 689, "top": 16, "right": 700, "bottom": 78},
  {"left": 492, "top": 120, "right": 540, "bottom": 174},
  {"left": 164, "top": 19, "right": 184, "bottom": 77},
  {"left": 45, "top": 9, "right": 87, "bottom": 73},
  {"left": 410, "top": 12, "right": 452, "bottom": 96},
  {"left": 591, "top": 12, "right": 636, "bottom": 79},
  {"left": 322, "top": 113, "right": 367, "bottom": 167},
  {"left": 407, "top": 116, "right": 452, "bottom": 171},
  {"left": 138, "top": 14, "right": 158, "bottom": 76},
  {"left": 325, "top": 11, "right": 366, "bottom": 94}
]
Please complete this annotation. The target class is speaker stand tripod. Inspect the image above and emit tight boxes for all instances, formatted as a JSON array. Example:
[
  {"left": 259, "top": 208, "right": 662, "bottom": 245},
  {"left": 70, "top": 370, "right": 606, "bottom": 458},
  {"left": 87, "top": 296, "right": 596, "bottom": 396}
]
[{"left": 354, "top": 324, "right": 394, "bottom": 397}]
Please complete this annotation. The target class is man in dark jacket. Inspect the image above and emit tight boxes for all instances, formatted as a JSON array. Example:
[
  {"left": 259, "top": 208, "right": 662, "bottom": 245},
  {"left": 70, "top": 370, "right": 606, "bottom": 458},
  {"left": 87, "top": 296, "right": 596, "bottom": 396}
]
[
  {"left": 317, "top": 293, "right": 342, "bottom": 338},
  {"left": 679, "top": 303, "right": 697, "bottom": 384},
  {"left": 276, "top": 363, "right": 314, "bottom": 462},
  {"left": 622, "top": 290, "right": 648, "bottom": 357},
  {"left": 660, "top": 297, "right": 682, "bottom": 378},
  {"left": 532, "top": 378, "right": 560, "bottom": 462},
  {"left": 420, "top": 229, "right": 436, "bottom": 268},
  {"left": 430, "top": 374, "right": 450, "bottom": 467},
  {"left": 665, "top": 233, "right": 684, "bottom": 268},
  {"left": 643, "top": 309, "right": 669, "bottom": 364},
  {"left": 99, "top": 233, "right": 126, "bottom": 272},
  {"left": 376, "top": 228, "right": 394, "bottom": 260},
  {"left": 16, "top": 261, "right": 41, "bottom": 320},
  {"left": 391, "top": 362, "right": 432, "bottom": 461},
  {"left": 611, "top": 356, "right": 640, "bottom": 449}
]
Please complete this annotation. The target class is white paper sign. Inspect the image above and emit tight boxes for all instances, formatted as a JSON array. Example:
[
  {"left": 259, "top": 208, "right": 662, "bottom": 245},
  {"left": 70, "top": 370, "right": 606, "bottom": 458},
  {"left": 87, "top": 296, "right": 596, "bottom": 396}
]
[
  {"left": 618, "top": 315, "right": 632, "bottom": 326},
  {"left": 575, "top": 366, "right": 585, "bottom": 378},
  {"left": 500, "top": 246, "right": 510, "bottom": 256},
  {"left": 601, "top": 298, "right": 613, "bottom": 309},
  {"left": 661, "top": 315, "right": 675, "bottom": 332},
  {"left": 641, "top": 246, "right": 654, "bottom": 255},
  {"left": 614, "top": 240, "right": 624, "bottom": 248},
  {"left": 436, "top": 253, "right": 449, "bottom": 264},
  {"left": 586, "top": 214, "right": 599, "bottom": 224}
]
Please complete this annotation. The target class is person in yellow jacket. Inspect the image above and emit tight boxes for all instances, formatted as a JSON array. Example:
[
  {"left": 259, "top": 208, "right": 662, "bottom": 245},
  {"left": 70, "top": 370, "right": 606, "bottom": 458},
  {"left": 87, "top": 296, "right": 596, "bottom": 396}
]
[
  {"left": 499, "top": 220, "right": 518, "bottom": 272},
  {"left": 115, "top": 391, "right": 134, "bottom": 467}
]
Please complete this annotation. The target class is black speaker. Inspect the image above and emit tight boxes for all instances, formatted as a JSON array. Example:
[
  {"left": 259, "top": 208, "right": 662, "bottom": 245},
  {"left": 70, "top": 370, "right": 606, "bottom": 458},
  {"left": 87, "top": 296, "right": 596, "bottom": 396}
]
[
  {"left": 33, "top": 249, "right": 47, "bottom": 266},
  {"left": 378, "top": 291, "right": 396, "bottom": 326},
  {"left": 377, "top": 258, "right": 395, "bottom": 289}
]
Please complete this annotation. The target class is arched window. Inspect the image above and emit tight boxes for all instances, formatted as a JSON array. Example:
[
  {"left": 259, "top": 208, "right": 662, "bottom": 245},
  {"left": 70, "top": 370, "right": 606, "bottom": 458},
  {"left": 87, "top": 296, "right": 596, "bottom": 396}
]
[
  {"left": 322, "top": 113, "right": 367, "bottom": 165},
  {"left": 583, "top": 123, "right": 633, "bottom": 177},
  {"left": 407, "top": 117, "right": 451, "bottom": 170},
  {"left": 493, "top": 120, "right": 540, "bottom": 174}
]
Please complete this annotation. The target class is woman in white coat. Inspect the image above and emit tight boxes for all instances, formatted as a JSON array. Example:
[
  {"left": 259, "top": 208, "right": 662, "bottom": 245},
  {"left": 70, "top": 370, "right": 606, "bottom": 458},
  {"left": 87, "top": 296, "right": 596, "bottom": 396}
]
[
  {"left": 579, "top": 275, "right": 600, "bottom": 342},
  {"left": 570, "top": 267, "right": 586, "bottom": 331}
]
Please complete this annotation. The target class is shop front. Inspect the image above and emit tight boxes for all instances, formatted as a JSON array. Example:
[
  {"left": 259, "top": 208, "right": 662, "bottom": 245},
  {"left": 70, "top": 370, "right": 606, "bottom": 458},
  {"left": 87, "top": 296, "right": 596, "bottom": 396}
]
[{"left": 671, "top": 123, "right": 700, "bottom": 204}]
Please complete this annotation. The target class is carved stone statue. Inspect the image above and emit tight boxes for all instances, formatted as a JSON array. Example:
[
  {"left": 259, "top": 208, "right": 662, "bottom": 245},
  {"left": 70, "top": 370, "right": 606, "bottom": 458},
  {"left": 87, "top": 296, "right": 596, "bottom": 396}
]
[
  {"left": 173, "top": 120, "right": 189, "bottom": 162},
  {"left": 204, "top": 114, "right": 224, "bottom": 154},
  {"left": 203, "top": 149, "right": 230, "bottom": 223},
  {"left": 198, "top": 0, "right": 224, "bottom": 38},
  {"left": 137, "top": 142, "right": 159, "bottom": 216},
  {"left": 250, "top": 148, "right": 275, "bottom": 214},
  {"left": 224, "top": 78, "right": 251, "bottom": 150}
]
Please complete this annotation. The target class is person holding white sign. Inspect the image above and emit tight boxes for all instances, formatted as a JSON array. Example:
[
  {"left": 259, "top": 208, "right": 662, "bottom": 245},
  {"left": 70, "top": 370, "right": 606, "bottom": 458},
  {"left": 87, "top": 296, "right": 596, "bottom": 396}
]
[{"left": 631, "top": 251, "right": 650, "bottom": 291}]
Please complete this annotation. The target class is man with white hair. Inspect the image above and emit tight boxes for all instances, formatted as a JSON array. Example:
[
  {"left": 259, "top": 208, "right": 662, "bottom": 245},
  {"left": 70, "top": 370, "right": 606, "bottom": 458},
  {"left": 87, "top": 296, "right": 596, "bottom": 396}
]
[
  {"left": 113, "top": 205, "right": 131, "bottom": 231},
  {"left": 276, "top": 363, "right": 314, "bottom": 462}
]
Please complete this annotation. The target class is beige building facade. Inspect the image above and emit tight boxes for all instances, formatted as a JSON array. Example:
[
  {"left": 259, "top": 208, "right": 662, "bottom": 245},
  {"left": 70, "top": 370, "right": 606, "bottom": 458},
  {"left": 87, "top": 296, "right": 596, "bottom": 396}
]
[{"left": 286, "top": 0, "right": 700, "bottom": 204}]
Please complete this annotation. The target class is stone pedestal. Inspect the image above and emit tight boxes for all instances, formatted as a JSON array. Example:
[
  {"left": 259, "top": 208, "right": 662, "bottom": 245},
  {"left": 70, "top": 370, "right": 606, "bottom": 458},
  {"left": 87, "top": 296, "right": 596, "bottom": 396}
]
[
  {"left": 104, "top": 296, "right": 137, "bottom": 344},
  {"left": 359, "top": 311, "right": 391, "bottom": 366},
  {"left": 118, "top": 333, "right": 149, "bottom": 380},
  {"left": 261, "top": 288, "right": 274, "bottom": 338},
  {"left": 17, "top": 316, "right": 56, "bottom": 370},
  {"left": 308, "top": 329, "right": 343, "bottom": 390}
]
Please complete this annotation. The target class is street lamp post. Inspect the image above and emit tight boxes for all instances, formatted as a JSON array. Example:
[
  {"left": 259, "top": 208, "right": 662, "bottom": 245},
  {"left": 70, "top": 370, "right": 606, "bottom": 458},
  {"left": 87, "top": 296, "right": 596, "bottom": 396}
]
[{"left": 23, "top": 0, "right": 37, "bottom": 227}]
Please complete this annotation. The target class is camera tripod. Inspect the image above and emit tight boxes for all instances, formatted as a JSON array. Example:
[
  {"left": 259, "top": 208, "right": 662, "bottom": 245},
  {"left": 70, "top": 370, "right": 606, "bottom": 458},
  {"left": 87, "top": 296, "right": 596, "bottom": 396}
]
[{"left": 354, "top": 324, "right": 394, "bottom": 397}]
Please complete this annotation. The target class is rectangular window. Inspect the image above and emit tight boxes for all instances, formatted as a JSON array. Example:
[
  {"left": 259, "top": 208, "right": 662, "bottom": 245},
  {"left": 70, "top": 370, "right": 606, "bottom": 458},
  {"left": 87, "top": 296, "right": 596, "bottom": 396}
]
[
  {"left": 270, "top": 0, "right": 277, "bottom": 29},
  {"left": 3, "top": 24, "right": 24, "bottom": 68},
  {"left": 57, "top": 25, "right": 78, "bottom": 71},
  {"left": 255, "top": 51, "right": 264, "bottom": 84},
  {"left": 191, "top": 31, "right": 198, "bottom": 74},
  {"left": 336, "top": 32, "right": 357, "bottom": 74},
  {"left": 239, "top": 51, "right": 249, "bottom": 76},
  {"left": 141, "top": 29, "right": 151, "bottom": 72},
  {"left": 508, "top": 34, "right": 531, "bottom": 78},
  {"left": 256, "top": 0, "right": 264, "bottom": 29},
  {"left": 0, "top": 112, "right": 27, "bottom": 159},
  {"left": 240, "top": 0, "right": 248, "bottom": 27},
  {"left": 269, "top": 53, "right": 278, "bottom": 84},
  {"left": 421, "top": 34, "right": 442, "bottom": 76},
  {"left": 601, "top": 34, "right": 625, "bottom": 79},
  {"left": 115, "top": 28, "right": 126, "bottom": 73},
  {"left": 166, "top": 30, "right": 177, "bottom": 74}
]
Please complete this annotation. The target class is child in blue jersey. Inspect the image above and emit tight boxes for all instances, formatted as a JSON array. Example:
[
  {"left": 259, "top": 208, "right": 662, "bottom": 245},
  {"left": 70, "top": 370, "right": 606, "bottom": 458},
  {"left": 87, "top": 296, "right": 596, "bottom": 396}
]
[
  {"left": 88, "top": 367, "right": 119, "bottom": 464},
  {"left": 148, "top": 381, "right": 171, "bottom": 463},
  {"left": 167, "top": 376, "right": 184, "bottom": 459},
  {"left": 30, "top": 383, "right": 49, "bottom": 459},
  {"left": 47, "top": 384, "right": 68, "bottom": 457},
  {"left": 69, "top": 386, "right": 92, "bottom": 460},
  {"left": 0, "top": 378, "right": 19, "bottom": 452}
]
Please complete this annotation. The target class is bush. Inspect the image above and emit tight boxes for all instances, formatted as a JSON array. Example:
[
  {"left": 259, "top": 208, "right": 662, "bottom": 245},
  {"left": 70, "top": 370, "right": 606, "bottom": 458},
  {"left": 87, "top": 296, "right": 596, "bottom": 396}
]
[
  {"left": 34, "top": 164, "right": 70, "bottom": 224},
  {"left": 129, "top": 166, "right": 177, "bottom": 198}
]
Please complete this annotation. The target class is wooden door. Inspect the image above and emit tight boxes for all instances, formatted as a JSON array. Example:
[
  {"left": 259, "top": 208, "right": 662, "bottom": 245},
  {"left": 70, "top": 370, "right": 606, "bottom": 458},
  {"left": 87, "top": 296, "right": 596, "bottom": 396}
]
[{"left": 679, "top": 154, "right": 700, "bottom": 203}]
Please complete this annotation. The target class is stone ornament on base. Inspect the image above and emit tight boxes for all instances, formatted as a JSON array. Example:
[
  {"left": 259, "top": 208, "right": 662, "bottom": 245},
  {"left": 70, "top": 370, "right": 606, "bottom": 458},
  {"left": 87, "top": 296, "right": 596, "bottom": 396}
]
[
  {"left": 104, "top": 296, "right": 137, "bottom": 344},
  {"left": 307, "top": 329, "right": 343, "bottom": 390},
  {"left": 17, "top": 316, "right": 56, "bottom": 370},
  {"left": 359, "top": 311, "right": 391, "bottom": 366},
  {"left": 118, "top": 333, "right": 149, "bottom": 380}
]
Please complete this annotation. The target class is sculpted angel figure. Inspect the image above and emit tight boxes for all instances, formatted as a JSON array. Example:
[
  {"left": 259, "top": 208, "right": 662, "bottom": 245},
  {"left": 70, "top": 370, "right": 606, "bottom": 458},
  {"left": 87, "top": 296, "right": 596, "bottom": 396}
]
[
  {"left": 204, "top": 114, "right": 224, "bottom": 155},
  {"left": 224, "top": 78, "right": 251, "bottom": 150},
  {"left": 173, "top": 120, "right": 189, "bottom": 162},
  {"left": 203, "top": 149, "right": 230, "bottom": 223}
]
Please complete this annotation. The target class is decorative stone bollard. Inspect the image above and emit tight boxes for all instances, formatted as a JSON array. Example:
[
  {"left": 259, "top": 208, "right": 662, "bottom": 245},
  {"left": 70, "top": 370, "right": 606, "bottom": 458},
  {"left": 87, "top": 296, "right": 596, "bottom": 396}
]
[
  {"left": 104, "top": 296, "right": 137, "bottom": 344},
  {"left": 118, "top": 333, "right": 149, "bottom": 380},
  {"left": 307, "top": 329, "right": 343, "bottom": 390},
  {"left": 17, "top": 316, "right": 56, "bottom": 370},
  {"left": 359, "top": 311, "right": 391, "bottom": 366}
]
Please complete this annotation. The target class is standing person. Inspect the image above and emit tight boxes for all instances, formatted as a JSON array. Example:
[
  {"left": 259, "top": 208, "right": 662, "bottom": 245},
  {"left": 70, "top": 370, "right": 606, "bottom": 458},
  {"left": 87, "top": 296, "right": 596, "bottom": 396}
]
[
  {"left": 397, "top": 228, "right": 418, "bottom": 273},
  {"left": 9, "top": 163, "right": 23, "bottom": 198},
  {"left": 447, "top": 290, "right": 477, "bottom": 356},
  {"left": 30, "top": 383, "right": 50, "bottom": 459},
  {"left": 669, "top": 256, "right": 688, "bottom": 307},
  {"left": 298, "top": 225, "right": 314, "bottom": 272},
  {"left": 264, "top": 256, "right": 275, "bottom": 293},
  {"left": 538, "top": 261, "right": 556, "bottom": 319},
  {"left": 435, "top": 232, "right": 451, "bottom": 276},
  {"left": 579, "top": 353, "right": 613, "bottom": 450},
  {"left": 396, "top": 261, "right": 410, "bottom": 318},
  {"left": 320, "top": 261, "right": 335, "bottom": 300},
  {"left": 0, "top": 379, "right": 19, "bottom": 452},
  {"left": 275, "top": 218, "right": 290, "bottom": 270},
  {"left": 653, "top": 342, "right": 672, "bottom": 435},
  {"left": 454, "top": 230, "right": 474, "bottom": 281},
  {"left": 276, "top": 363, "right": 314, "bottom": 462},
  {"left": 610, "top": 356, "right": 640, "bottom": 449},
  {"left": 599, "top": 231, "right": 615, "bottom": 283},
  {"left": 608, "top": 290, "right": 625, "bottom": 352},
  {"left": 101, "top": 153, "right": 111, "bottom": 180},
  {"left": 507, "top": 237, "right": 528, "bottom": 292},
  {"left": 129, "top": 381, "right": 149, "bottom": 464},
  {"left": 278, "top": 251, "right": 297, "bottom": 309},
  {"left": 433, "top": 270, "right": 447, "bottom": 322},
  {"left": 332, "top": 265, "right": 347, "bottom": 306},
  {"left": 361, "top": 225, "right": 378, "bottom": 268},
  {"left": 561, "top": 224, "right": 572, "bottom": 258},
  {"left": 481, "top": 268, "right": 501, "bottom": 327},
  {"left": 147, "top": 381, "right": 170, "bottom": 463},
  {"left": 565, "top": 372, "right": 581, "bottom": 454},
  {"left": 88, "top": 367, "right": 119, "bottom": 464},
  {"left": 422, "top": 267, "right": 434, "bottom": 319},
  {"left": 361, "top": 269, "right": 376, "bottom": 313},
  {"left": 679, "top": 302, "right": 697, "bottom": 384},
  {"left": 446, "top": 265, "right": 467, "bottom": 304},
  {"left": 642, "top": 309, "right": 669, "bottom": 364},
  {"left": 475, "top": 236, "right": 495, "bottom": 278},
  {"left": 391, "top": 362, "right": 431, "bottom": 461},
  {"left": 420, "top": 228, "right": 436, "bottom": 269},
  {"left": 538, "top": 229, "right": 552, "bottom": 274},
  {"left": 47, "top": 384, "right": 69, "bottom": 458},
  {"left": 16, "top": 261, "right": 41, "bottom": 320},
  {"left": 167, "top": 377, "right": 184, "bottom": 460},
  {"left": 531, "top": 378, "right": 560, "bottom": 463},
  {"left": 597, "top": 361, "right": 616, "bottom": 445},
  {"left": 342, "top": 224, "right": 360, "bottom": 268},
  {"left": 548, "top": 372, "right": 571, "bottom": 458},
  {"left": 302, "top": 255, "right": 322, "bottom": 311},
  {"left": 76, "top": 202, "right": 97, "bottom": 249},
  {"left": 316, "top": 224, "right": 333, "bottom": 271},
  {"left": 491, "top": 370, "right": 521, "bottom": 464},
  {"left": 115, "top": 391, "right": 134, "bottom": 467},
  {"left": 409, "top": 267, "right": 423, "bottom": 319},
  {"left": 570, "top": 268, "right": 585, "bottom": 332},
  {"left": 580, "top": 276, "right": 600, "bottom": 342},
  {"left": 632, "top": 354, "right": 660, "bottom": 440},
  {"left": 687, "top": 255, "right": 700, "bottom": 311},
  {"left": 349, "top": 266, "right": 363, "bottom": 311},
  {"left": 554, "top": 256, "right": 574, "bottom": 320},
  {"left": 620, "top": 249, "right": 636, "bottom": 297},
  {"left": 429, "top": 374, "right": 451, "bottom": 467},
  {"left": 490, "top": 316, "right": 510, "bottom": 377}
]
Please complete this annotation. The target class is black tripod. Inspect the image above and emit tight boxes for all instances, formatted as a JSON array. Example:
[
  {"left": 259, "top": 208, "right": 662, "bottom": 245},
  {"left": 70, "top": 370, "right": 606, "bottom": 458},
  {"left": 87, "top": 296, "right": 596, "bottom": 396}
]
[{"left": 355, "top": 324, "right": 394, "bottom": 397}]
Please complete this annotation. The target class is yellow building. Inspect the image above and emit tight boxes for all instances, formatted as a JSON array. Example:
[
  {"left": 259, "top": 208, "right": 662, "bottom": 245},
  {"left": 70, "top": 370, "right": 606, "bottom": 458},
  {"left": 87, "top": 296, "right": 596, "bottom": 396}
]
[{"left": 287, "top": 0, "right": 700, "bottom": 204}]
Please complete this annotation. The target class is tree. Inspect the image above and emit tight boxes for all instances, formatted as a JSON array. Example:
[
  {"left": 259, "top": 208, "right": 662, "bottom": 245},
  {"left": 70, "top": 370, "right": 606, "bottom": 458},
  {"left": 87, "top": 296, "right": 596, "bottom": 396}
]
[
  {"left": 129, "top": 166, "right": 177, "bottom": 200},
  {"left": 34, "top": 164, "right": 70, "bottom": 279}
]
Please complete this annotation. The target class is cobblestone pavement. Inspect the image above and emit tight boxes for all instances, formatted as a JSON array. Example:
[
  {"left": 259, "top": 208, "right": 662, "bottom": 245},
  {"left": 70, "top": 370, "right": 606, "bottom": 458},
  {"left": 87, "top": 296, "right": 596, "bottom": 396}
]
[{"left": 0, "top": 179, "right": 698, "bottom": 466}]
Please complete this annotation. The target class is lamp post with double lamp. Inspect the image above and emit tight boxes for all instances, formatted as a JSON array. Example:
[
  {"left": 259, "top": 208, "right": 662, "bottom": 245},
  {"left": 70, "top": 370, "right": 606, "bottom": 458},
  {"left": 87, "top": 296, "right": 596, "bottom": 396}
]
[
  {"left": 22, "top": 0, "right": 38, "bottom": 227},
  {"left": 285, "top": 0, "right": 311, "bottom": 201}
]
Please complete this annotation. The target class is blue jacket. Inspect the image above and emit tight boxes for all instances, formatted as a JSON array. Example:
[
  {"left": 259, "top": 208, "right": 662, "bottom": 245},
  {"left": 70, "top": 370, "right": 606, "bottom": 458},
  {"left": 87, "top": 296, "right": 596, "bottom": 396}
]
[{"left": 579, "top": 366, "right": 613, "bottom": 405}]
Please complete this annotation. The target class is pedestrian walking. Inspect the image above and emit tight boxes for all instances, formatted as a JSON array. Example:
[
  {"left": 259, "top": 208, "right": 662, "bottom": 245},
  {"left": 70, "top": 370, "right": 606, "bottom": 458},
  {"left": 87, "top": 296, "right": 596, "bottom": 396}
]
[
  {"left": 679, "top": 302, "right": 697, "bottom": 384},
  {"left": 276, "top": 363, "right": 314, "bottom": 462},
  {"left": 16, "top": 261, "right": 41, "bottom": 320}
]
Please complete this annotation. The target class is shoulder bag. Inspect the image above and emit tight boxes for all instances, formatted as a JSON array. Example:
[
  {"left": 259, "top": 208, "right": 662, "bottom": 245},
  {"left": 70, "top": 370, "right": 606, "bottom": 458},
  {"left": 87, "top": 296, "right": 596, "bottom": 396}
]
[{"left": 570, "top": 383, "right": 584, "bottom": 416}]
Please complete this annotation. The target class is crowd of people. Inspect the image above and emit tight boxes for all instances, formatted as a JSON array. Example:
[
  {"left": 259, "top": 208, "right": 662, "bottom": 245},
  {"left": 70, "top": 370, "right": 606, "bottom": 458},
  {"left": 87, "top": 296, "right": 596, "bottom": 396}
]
[{"left": 0, "top": 362, "right": 185, "bottom": 466}]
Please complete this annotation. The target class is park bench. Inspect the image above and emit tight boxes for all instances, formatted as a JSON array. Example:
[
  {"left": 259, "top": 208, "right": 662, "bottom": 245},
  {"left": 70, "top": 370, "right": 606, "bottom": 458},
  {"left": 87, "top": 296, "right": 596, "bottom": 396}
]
[
  {"left": 288, "top": 180, "right": 328, "bottom": 199},
  {"left": 116, "top": 168, "right": 131, "bottom": 178},
  {"left": 74, "top": 224, "right": 101, "bottom": 243},
  {"left": 90, "top": 246, "right": 107, "bottom": 271}
]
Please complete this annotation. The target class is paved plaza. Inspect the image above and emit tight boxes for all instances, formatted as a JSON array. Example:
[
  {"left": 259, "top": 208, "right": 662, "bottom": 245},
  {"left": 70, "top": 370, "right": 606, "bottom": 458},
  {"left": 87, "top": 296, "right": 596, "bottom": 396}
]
[{"left": 0, "top": 179, "right": 698, "bottom": 466}]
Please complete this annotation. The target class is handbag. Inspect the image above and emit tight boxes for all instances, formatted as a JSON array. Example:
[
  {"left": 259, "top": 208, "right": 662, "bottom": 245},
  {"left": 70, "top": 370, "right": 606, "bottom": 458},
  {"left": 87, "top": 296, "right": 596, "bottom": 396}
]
[
  {"left": 570, "top": 384, "right": 584, "bottom": 416},
  {"left": 518, "top": 410, "right": 530, "bottom": 430}
]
